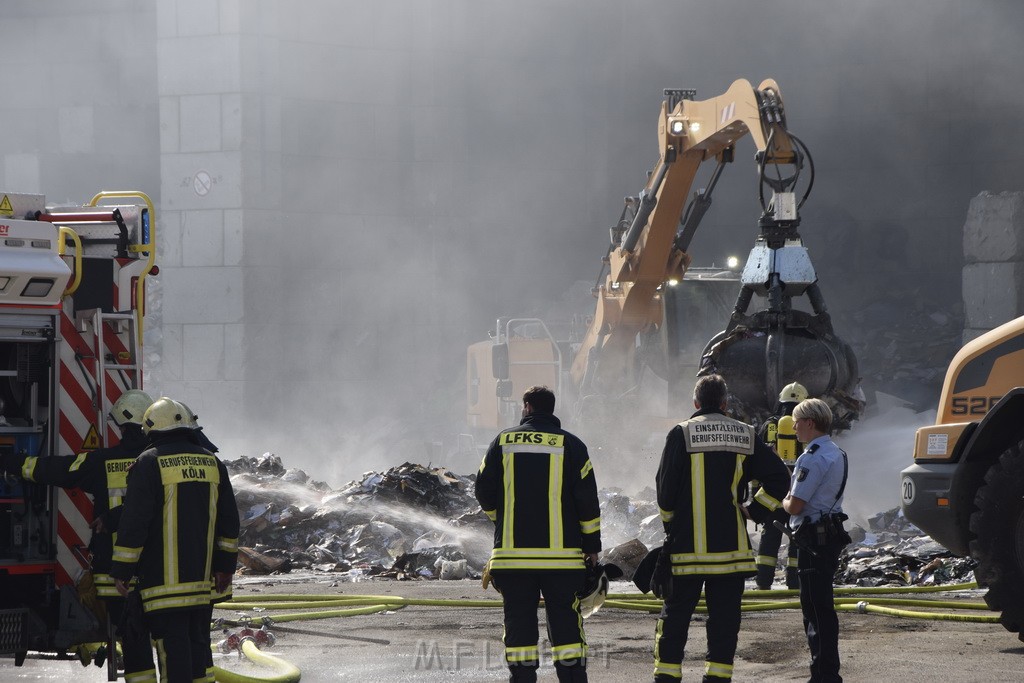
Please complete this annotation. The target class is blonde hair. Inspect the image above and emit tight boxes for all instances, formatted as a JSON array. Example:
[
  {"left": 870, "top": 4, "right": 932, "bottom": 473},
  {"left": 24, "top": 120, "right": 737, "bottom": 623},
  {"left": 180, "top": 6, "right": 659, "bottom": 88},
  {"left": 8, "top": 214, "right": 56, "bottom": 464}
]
[{"left": 793, "top": 398, "right": 833, "bottom": 434}]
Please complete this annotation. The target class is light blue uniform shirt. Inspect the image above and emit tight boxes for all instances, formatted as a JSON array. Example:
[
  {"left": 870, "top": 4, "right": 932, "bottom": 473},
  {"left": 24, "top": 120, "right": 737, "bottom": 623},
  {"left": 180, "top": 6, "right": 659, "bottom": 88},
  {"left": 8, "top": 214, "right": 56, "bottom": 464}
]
[{"left": 788, "top": 435, "right": 847, "bottom": 527}]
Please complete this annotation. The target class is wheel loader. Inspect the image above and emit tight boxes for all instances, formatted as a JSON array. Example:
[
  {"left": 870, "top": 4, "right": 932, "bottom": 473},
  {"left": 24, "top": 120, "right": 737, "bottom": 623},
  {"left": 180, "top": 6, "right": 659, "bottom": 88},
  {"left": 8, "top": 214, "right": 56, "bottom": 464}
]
[{"left": 901, "top": 315, "right": 1024, "bottom": 641}]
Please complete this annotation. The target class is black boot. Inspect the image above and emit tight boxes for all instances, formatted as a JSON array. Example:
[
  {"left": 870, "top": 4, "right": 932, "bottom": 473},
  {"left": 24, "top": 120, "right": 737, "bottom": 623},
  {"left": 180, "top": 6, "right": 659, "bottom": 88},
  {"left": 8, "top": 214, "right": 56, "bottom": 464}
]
[
  {"left": 555, "top": 660, "right": 588, "bottom": 682},
  {"left": 509, "top": 663, "right": 539, "bottom": 682},
  {"left": 786, "top": 567, "right": 800, "bottom": 589},
  {"left": 755, "top": 564, "right": 775, "bottom": 590}
]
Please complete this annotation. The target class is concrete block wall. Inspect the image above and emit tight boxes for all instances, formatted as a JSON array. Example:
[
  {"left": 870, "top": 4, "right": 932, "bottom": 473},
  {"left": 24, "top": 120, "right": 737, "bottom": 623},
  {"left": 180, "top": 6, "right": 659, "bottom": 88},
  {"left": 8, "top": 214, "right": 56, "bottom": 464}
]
[
  {"left": 962, "top": 192, "right": 1024, "bottom": 344},
  {"left": 150, "top": 0, "right": 279, "bottom": 442},
  {"left": 0, "top": 2, "right": 159, "bottom": 200}
]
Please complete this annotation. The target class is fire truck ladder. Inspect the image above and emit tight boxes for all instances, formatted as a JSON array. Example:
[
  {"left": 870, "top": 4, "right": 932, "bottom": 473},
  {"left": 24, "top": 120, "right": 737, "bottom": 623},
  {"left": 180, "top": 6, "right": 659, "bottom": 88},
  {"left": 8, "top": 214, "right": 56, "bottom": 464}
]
[{"left": 76, "top": 309, "right": 140, "bottom": 446}]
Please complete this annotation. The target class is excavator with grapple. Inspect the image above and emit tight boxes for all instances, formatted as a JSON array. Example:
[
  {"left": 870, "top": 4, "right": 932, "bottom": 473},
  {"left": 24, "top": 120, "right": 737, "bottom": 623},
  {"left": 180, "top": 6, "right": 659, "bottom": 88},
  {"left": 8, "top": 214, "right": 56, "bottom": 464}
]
[
  {"left": 901, "top": 316, "right": 1024, "bottom": 641},
  {"left": 467, "top": 79, "right": 862, "bottom": 437}
]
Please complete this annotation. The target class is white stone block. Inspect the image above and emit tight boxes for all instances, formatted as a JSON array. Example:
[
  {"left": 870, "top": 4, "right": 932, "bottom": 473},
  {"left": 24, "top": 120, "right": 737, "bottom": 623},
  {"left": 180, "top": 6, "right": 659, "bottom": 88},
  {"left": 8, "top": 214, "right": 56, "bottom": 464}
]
[
  {"left": 159, "top": 322, "right": 184, "bottom": 381},
  {"left": 58, "top": 107, "right": 94, "bottom": 153},
  {"left": 219, "top": 0, "right": 241, "bottom": 34},
  {"left": 962, "top": 261, "right": 1024, "bottom": 329},
  {"left": 963, "top": 191, "right": 1024, "bottom": 263},
  {"left": 223, "top": 209, "right": 243, "bottom": 266},
  {"left": 159, "top": 97, "right": 180, "bottom": 154},
  {"left": 157, "top": 209, "right": 183, "bottom": 268},
  {"left": 161, "top": 266, "right": 243, "bottom": 324},
  {"left": 4, "top": 153, "right": 40, "bottom": 193},
  {"left": 175, "top": 0, "right": 220, "bottom": 37},
  {"left": 182, "top": 324, "right": 224, "bottom": 380},
  {"left": 179, "top": 94, "right": 222, "bottom": 153},
  {"left": 224, "top": 324, "right": 245, "bottom": 380},
  {"left": 156, "top": 0, "right": 178, "bottom": 38},
  {"left": 160, "top": 152, "right": 242, "bottom": 210},
  {"left": 157, "top": 35, "right": 242, "bottom": 95},
  {"left": 221, "top": 94, "right": 242, "bottom": 151},
  {"left": 182, "top": 209, "right": 224, "bottom": 267}
]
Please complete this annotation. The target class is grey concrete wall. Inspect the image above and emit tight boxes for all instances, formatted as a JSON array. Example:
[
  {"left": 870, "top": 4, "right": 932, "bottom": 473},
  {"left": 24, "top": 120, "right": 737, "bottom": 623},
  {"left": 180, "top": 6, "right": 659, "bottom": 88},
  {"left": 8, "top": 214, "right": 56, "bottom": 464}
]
[
  {"left": 962, "top": 192, "right": 1024, "bottom": 344},
  {"left": 0, "top": 1, "right": 158, "bottom": 199}
]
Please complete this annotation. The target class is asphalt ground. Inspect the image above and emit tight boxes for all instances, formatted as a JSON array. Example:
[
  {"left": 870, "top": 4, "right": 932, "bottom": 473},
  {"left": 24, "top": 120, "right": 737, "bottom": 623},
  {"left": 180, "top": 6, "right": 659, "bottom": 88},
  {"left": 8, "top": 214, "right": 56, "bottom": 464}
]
[{"left": 2, "top": 573, "right": 1022, "bottom": 681}]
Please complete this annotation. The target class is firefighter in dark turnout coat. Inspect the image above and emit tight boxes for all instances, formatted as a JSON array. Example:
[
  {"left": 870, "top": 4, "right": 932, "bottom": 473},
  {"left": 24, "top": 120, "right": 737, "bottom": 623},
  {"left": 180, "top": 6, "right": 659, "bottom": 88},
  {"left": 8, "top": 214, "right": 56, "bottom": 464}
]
[
  {"left": 476, "top": 386, "right": 601, "bottom": 683},
  {"left": 652, "top": 375, "right": 790, "bottom": 683},
  {"left": 111, "top": 398, "right": 239, "bottom": 683},
  {"left": 0, "top": 389, "right": 155, "bottom": 677}
]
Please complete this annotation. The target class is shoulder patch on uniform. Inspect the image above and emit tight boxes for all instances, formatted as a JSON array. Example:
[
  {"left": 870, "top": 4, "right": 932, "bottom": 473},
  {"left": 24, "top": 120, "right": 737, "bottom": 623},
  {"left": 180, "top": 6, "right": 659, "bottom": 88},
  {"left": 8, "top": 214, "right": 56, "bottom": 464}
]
[
  {"left": 797, "top": 467, "right": 809, "bottom": 482},
  {"left": 808, "top": 443, "right": 820, "bottom": 453}
]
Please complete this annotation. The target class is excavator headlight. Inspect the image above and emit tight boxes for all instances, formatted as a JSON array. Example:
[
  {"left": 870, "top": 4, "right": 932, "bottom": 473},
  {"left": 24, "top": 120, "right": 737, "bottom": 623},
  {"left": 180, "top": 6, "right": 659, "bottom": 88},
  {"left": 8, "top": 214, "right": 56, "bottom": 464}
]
[
  {"left": 668, "top": 117, "right": 687, "bottom": 137},
  {"left": 726, "top": 256, "right": 740, "bottom": 269},
  {"left": 667, "top": 278, "right": 679, "bottom": 287},
  {"left": 689, "top": 121, "right": 701, "bottom": 134}
]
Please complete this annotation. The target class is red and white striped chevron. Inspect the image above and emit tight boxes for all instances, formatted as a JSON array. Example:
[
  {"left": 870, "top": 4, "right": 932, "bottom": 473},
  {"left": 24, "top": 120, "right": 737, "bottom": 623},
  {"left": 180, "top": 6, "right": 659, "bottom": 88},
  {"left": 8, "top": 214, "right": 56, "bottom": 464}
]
[{"left": 53, "top": 258, "right": 146, "bottom": 588}]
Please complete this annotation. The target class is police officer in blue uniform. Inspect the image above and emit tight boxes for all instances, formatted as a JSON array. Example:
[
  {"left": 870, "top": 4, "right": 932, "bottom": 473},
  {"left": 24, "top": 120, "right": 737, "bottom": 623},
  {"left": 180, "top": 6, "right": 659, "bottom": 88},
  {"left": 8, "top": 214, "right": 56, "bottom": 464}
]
[{"left": 783, "top": 398, "right": 851, "bottom": 683}]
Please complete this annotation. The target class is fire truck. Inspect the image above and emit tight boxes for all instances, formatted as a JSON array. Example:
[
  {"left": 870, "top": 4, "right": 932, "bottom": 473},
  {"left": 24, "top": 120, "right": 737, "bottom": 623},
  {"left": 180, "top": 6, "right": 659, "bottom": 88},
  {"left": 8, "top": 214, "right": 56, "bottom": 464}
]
[{"left": 0, "top": 190, "right": 154, "bottom": 662}]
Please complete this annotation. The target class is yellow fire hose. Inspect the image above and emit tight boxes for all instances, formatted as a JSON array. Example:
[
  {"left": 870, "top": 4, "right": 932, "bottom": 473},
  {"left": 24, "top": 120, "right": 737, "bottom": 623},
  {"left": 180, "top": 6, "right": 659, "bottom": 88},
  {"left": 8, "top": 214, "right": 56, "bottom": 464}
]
[
  {"left": 213, "top": 637, "right": 301, "bottom": 683},
  {"left": 202, "top": 579, "right": 991, "bottom": 681},
  {"left": 216, "top": 580, "right": 993, "bottom": 623}
]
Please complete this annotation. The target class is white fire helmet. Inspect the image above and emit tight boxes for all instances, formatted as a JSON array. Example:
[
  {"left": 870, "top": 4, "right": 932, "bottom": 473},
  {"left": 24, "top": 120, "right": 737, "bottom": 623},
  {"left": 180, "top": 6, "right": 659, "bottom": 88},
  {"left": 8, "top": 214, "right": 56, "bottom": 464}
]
[
  {"left": 176, "top": 401, "right": 200, "bottom": 429},
  {"left": 109, "top": 390, "right": 154, "bottom": 427},
  {"left": 778, "top": 382, "right": 808, "bottom": 404},
  {"left": 142, "top": 397, "right": 193, "bottom": 435},
  {"left": 579, "top": 565, "right": 610, "bottom": 619}
]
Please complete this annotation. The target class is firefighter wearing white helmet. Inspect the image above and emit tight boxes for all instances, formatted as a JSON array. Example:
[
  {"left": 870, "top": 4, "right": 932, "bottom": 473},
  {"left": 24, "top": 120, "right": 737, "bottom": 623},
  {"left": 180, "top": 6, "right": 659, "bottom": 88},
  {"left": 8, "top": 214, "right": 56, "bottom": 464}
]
[
  {"left": 112, "top": 397, "right": 239, "bottom": 682},
  {"left": 142, "top": 396, "right": 193, "bottom": 433},
  {"left": 0, "top": 388, "right": 155, "bottom": 674},
  {"left": 754, "top": 381, "right": 809, "bottom": 590}
]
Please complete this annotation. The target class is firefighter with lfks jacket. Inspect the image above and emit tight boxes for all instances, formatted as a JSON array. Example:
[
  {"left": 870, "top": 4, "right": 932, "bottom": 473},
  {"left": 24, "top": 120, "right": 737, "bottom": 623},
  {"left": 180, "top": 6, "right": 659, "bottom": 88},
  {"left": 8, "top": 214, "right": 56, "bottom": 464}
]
[
  {"left": 0, "top": 389, "right": 155, "bottom": 675},
  {"left": 755, "top": 381, "right": 807, "bottom": 589},
  {"left": 476, "top": 385, "right": 601, "bottom": 683},
  {"left": 652, "top": 375, "right": 790, "bottom": 683},
  {"left": 111, "top": 398, "right": 239, "bottom": 683}
]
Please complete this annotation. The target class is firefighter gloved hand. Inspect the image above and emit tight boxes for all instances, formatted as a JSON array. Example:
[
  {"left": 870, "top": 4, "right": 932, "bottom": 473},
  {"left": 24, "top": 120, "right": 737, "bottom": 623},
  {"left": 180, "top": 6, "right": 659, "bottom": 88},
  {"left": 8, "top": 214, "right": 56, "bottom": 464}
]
[
  {"left": 481, "top": 560, "right": 499, "bottom": 593},
  {"left": 650, "top": 550, "right": 673, "bottom": 601},
  {"left": 744, "top": 502, "right": 769, "bottom": 525},
  {"left": 117, "top": 590, "right": 147, "bottom": 643},
  {"left": 214, "top": 571, "right": 233, "bottom": 593}
]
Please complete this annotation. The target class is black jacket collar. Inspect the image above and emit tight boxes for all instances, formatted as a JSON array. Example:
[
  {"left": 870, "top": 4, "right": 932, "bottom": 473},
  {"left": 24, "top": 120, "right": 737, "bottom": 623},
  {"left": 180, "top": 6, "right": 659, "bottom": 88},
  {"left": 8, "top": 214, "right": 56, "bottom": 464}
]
[{"left": 519, "top": 412, "right": 562, "bottom": 431}]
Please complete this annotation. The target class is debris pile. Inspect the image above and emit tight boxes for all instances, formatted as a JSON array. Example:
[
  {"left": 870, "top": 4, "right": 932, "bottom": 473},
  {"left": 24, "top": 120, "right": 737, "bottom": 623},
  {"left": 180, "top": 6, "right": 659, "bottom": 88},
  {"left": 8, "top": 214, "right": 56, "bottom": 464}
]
[
  {"left": 226, "top": 455, "right": 970, "bottom": 587},
  {"left": 227, "top": 455, "right": 490, "bottom": 578},
  {"left": 837, "top": 507, "right": 975, "bottom": 586}
]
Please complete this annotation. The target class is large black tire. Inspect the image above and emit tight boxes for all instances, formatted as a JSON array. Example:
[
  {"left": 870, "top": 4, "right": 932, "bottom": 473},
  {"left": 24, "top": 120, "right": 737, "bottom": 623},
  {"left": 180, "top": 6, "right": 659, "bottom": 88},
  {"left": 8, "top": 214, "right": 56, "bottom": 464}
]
[{"left": 968, "top": 441, "right": 1024, "bottom": 641}]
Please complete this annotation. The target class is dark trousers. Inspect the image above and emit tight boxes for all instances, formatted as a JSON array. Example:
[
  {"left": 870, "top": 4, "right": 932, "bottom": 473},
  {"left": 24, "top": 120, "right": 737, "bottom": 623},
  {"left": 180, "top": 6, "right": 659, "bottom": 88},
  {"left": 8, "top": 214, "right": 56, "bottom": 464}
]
[
  {"left": 145, "top": 609, "right": 210, "bottom": 683},
  {"left": 496, "top": 570, "right": 587, "bottom": 683},
  {"left": 756, "top": 508, "right": 799, "bottom": 588},
  {"left": 654, "top": 574, "right": 745, "bottom": 682},
  {"left": 108, "top": 596, "right": 156, "bottom": 681},
  {"left": 797, "top": 538, "right": 845, "bottom": 682}
]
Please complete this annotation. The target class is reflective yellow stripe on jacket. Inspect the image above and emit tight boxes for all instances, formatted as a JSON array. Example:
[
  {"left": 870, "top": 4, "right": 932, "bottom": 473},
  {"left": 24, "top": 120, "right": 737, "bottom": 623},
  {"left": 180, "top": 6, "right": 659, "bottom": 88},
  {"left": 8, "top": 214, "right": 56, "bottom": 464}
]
[{"left": 492, "top": 432, "right": 586, "bottom": 570}]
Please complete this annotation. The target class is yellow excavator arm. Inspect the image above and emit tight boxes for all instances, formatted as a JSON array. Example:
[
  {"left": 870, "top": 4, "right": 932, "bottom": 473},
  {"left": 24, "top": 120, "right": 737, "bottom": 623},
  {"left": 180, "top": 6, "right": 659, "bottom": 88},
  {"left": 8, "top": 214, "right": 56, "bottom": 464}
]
[{"left": 570, "top": 78, "right": 797, "bottom": 393}]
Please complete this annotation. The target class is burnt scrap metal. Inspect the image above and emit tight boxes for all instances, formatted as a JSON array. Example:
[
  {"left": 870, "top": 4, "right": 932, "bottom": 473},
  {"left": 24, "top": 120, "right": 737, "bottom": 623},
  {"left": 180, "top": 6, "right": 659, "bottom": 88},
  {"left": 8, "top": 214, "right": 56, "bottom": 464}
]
[
  {"left": 227, "top": 455, "right": 490, "bottom": 578},
  {"left": 225, "top": 455, "right": 972, "bottom": 587},
  {"left": 836, "top": 507, "right": 976, "bottom": 587}
]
